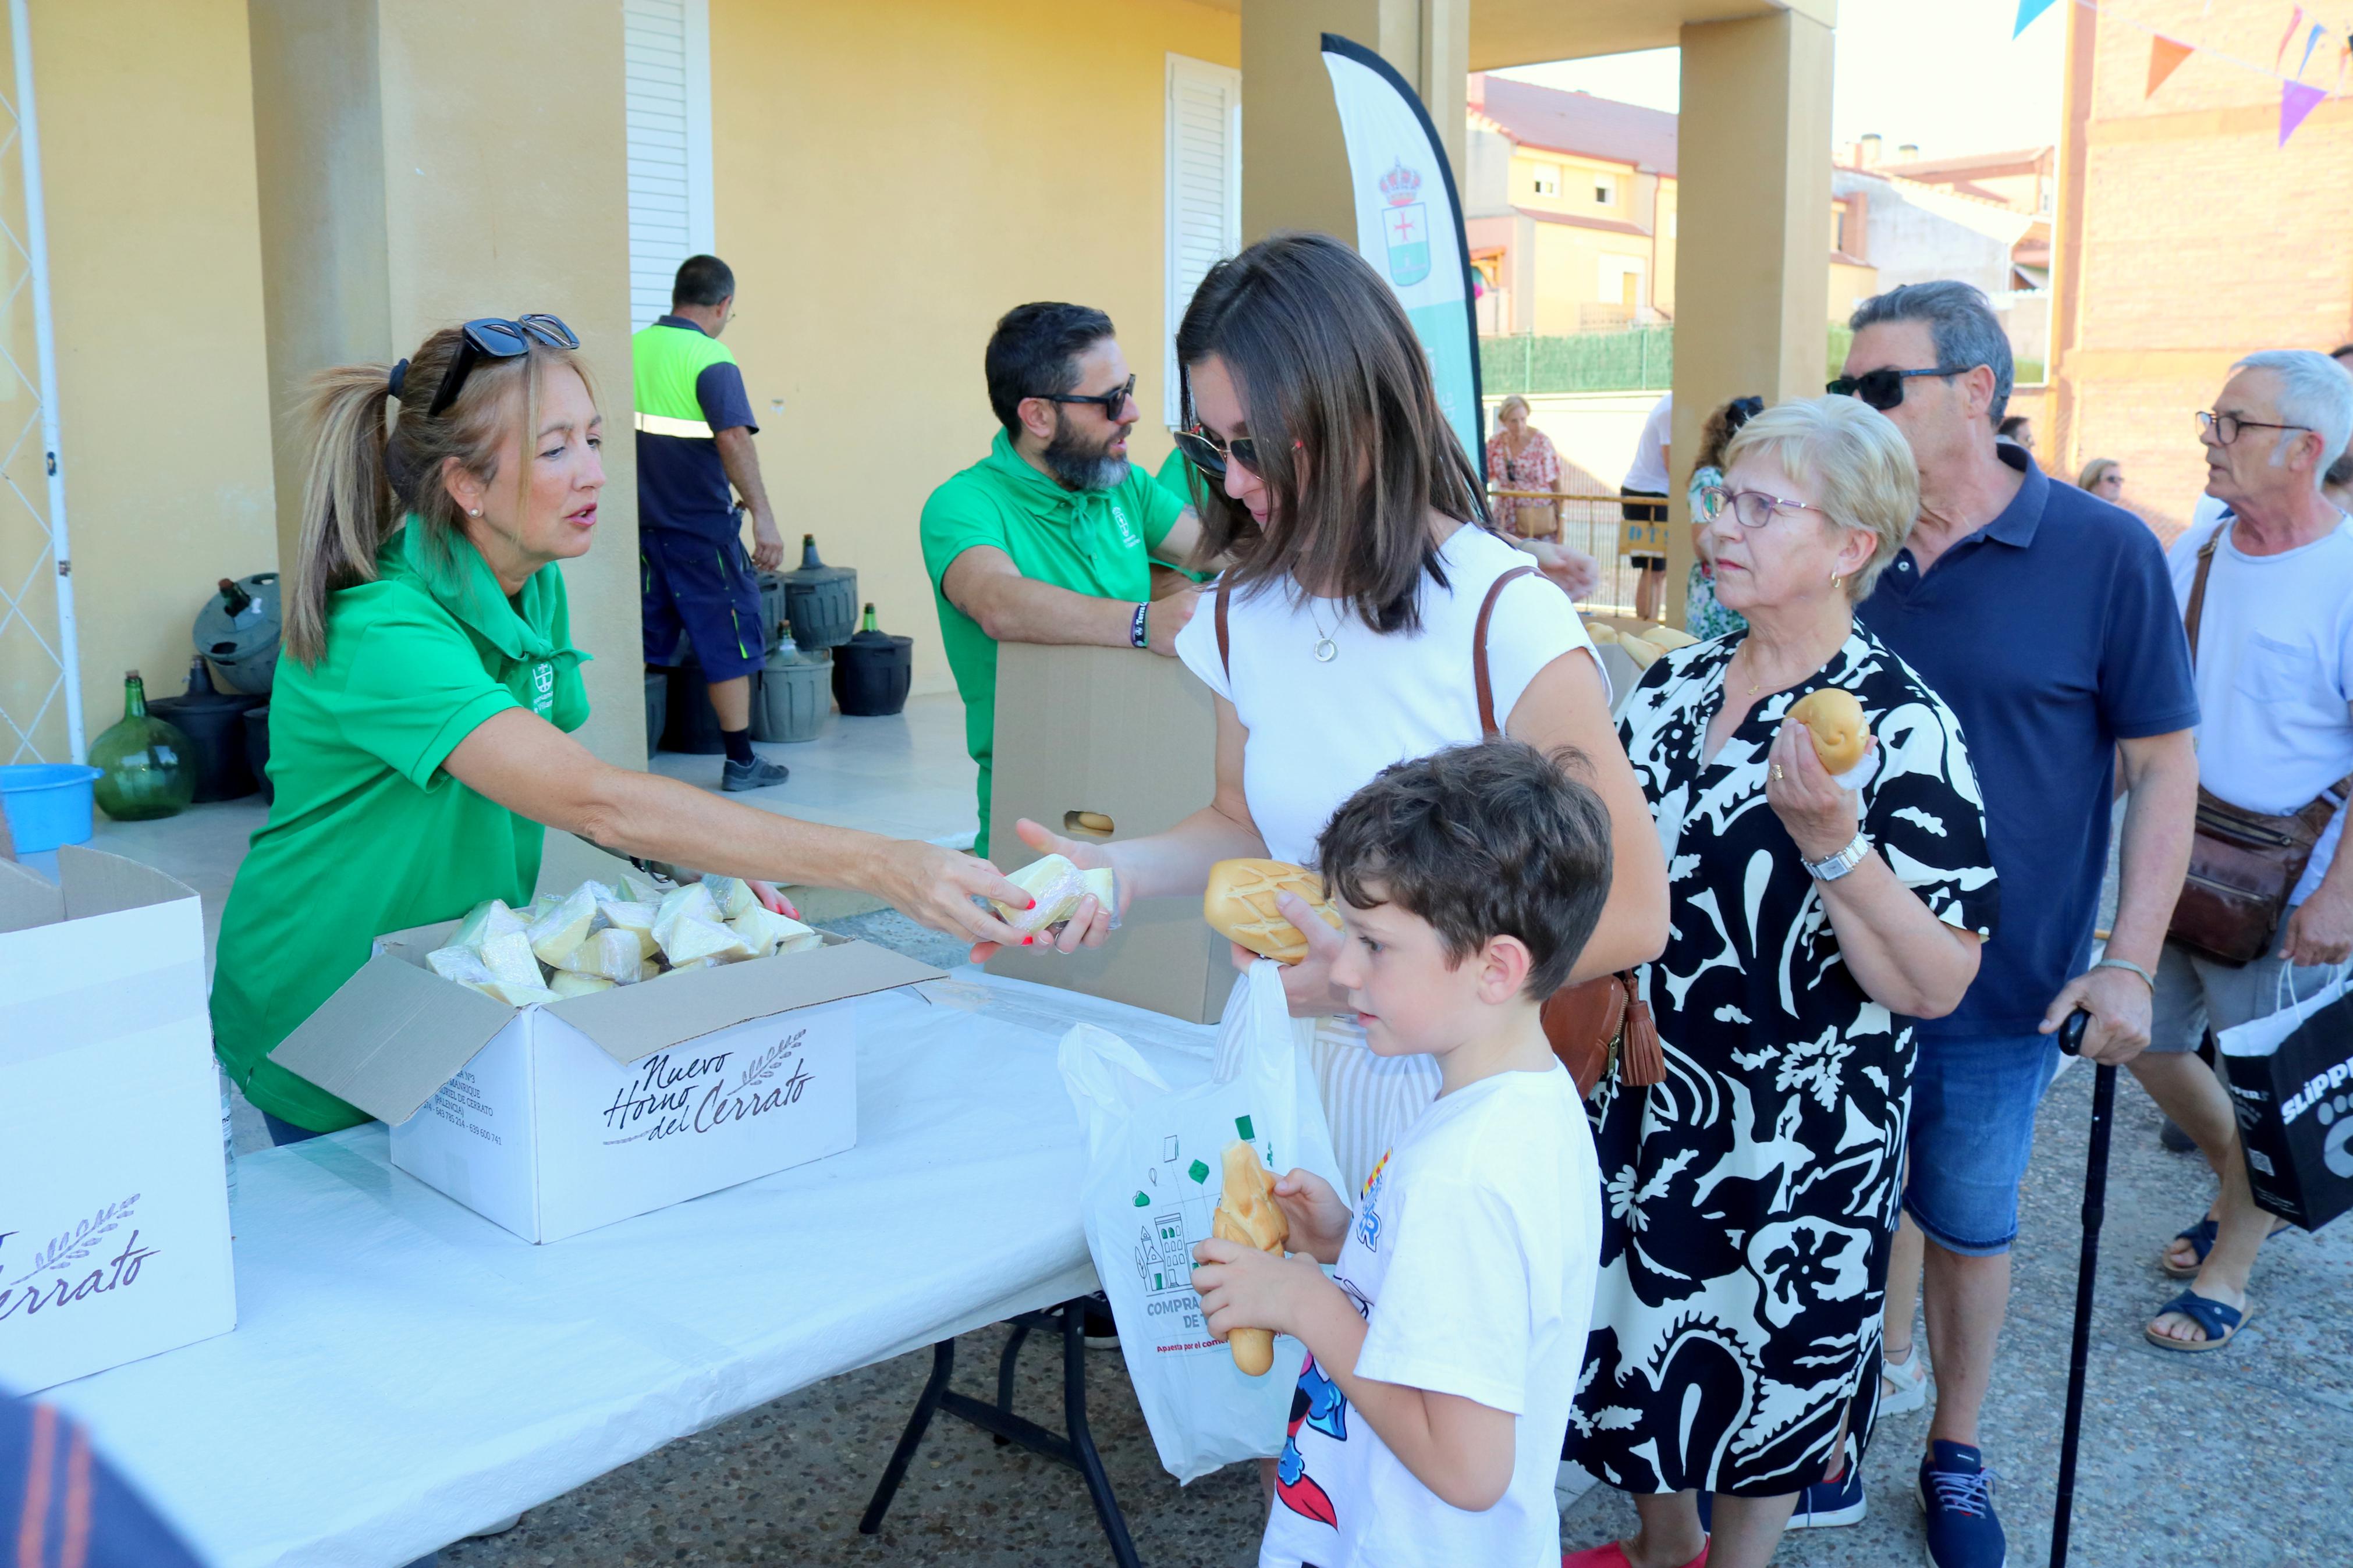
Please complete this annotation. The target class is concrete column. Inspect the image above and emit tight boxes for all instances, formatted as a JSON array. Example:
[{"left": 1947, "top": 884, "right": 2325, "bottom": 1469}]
[
  {"left": 1667, "top": 10, "right": 1834, "bottom": 624},
  {"left": 247, "top": 0, "right": 645, "bottom": 767},
  {"left": 1241, "top": 0, "right": 1469, "bottom": 242}
]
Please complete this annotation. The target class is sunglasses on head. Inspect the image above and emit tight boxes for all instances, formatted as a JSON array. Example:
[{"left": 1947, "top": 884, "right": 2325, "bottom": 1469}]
[
  {"left": 1170, "top": 422, "right": 1263, "bottom": 480},
  {"left": 425, "top": 314, "right": 580, "bottom": 417},
  {"left": 1826, "top": 365, "right": 1969, "bottom": 412},
  {"left": 1034, "top": 374, "right": 1137, "bottom": 424}
]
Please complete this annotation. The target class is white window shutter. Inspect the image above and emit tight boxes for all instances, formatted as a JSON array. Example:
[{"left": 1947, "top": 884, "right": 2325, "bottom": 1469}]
[
  {"left": 624, "top": 0, "right": 715, "bottom": 331},
  {"left": 1165, "top": 55, "right": 1241, "bottom": 428}
]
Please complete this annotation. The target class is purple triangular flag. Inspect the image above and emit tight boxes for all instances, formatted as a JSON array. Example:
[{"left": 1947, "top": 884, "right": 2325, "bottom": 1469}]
[
  {"left": 2014, "top": 0, "right": 2059, "bottom": 37},
  {"left": 2280, "top": 80, "right": 2326, "bottom": 145}
]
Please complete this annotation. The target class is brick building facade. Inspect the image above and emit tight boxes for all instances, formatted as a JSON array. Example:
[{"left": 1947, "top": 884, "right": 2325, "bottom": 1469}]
[{"left": 2048, "top": 0, "right": 2353, "bottom": 543}]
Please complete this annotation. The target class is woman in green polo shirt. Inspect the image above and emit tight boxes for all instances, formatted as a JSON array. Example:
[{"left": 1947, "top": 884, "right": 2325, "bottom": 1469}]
[{"left": 214, "top": 316, "right": 1029, "bottom": 1143}]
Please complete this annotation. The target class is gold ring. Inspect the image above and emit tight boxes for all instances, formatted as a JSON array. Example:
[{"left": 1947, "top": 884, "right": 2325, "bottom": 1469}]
[{"left": 1770, "top": 764, "right": 1785, "bottom": 783}]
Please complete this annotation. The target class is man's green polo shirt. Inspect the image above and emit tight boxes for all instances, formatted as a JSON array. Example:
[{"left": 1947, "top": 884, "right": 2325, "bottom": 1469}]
[
  {"left": 210, "top": 521, "right": 590, "bottom": 1132},
  {"left": 920, "top": 431, "right": 1182, "bottom": 855}
]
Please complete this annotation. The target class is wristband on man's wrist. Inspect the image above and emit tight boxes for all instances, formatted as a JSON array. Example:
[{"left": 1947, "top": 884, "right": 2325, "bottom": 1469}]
[
  {"left": 2093, "top": 956, "right": 2156, "bottom": 991},
  {"left": 1130, "top": 602, "right": 1151, "bottom": 649}
]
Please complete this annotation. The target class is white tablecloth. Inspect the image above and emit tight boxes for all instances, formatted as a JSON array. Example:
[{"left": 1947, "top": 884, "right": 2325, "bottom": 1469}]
[{"left": 44, "top": 970, "right": 1222, "bottom": 1568}]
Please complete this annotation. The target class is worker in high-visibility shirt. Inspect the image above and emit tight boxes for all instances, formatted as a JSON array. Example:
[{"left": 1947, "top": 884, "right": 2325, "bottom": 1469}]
[{"left": 635, "top": 253, "right": 789, "bottom": 791}]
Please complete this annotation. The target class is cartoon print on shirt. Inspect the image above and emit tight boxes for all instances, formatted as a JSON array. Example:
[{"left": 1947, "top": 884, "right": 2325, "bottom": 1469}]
[
  {"left": 1275, "top": 1277, "right": 1372, "bottom": 1527},
  {"left": 1355, "top": 1148, "right": 1391, "bottom": 1252}
]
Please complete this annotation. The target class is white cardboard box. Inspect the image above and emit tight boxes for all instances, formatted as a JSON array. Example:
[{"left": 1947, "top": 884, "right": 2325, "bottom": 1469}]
[
  {"left": 270, "top": 925, "right": 939, "bottom": 1243},
  {"left": 0, "top": 847, "right": 237, "bottom": 1392}
]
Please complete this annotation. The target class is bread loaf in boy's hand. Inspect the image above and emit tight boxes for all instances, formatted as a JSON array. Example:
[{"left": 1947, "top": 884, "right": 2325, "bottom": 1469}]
[
  {"left": 1204, "top": 859, "right": 1343, "bottom": 964},
  {"left": 1210, "top": 1140, "right": 1290, "bottom": 1375}
]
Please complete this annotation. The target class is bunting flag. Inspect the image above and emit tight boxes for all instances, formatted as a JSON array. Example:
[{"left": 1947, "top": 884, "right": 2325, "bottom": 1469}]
[
  {"left": 2147, "top": 34, "right": 2196, "bottom": 95},
  {"left": 2277, "top": 6, "right": 2306, "bottom": 67},
  {"left": 2015, "top": 0, "right": 2060, "bottom": 37},
  {"left": 2281, "top": 78, "right": 2329, "bottom": 140},
  {"left": 2299, "top": 21, "right": 2329, "bottom": 73}
]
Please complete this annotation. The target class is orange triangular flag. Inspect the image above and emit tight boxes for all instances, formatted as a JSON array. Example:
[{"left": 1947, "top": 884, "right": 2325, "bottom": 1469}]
[{"left": 2146, "top": 35, "right": 2195, "bottom": 97}]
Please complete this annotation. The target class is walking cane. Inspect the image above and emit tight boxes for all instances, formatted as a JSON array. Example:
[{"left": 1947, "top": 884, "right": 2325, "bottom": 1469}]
[{"left": 2048, "top": 1007, "right": 2107, "bottom": 1568}]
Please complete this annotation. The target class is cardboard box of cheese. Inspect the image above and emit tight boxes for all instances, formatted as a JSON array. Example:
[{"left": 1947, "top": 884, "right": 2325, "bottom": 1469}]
[
  {"left": 269, "top": 904, "right": 939, "bottom": 1245},
  {"left": 0, "top": 848, "right": 236, "bottom": 1392}
]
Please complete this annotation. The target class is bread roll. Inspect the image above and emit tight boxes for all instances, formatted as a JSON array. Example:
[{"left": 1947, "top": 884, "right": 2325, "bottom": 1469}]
[
  {"left": 1619, "top": 636, "right": 1663, "bottom": 670},
  {"left": 1210, "top": 1140, "right": 1290, "bottom": 1375},
  {"left": 1204, "top": 859, "right": 1343, "bottom": 963},
  {"left": 1582, "top": 621, "right": 1621, "bottom": 645},
  {"left": 1641, "top": 625, "right": 1698, "bottom": 651},
  {"left": 1788, "top": 688, "right": 1869, "bottom": 773}
]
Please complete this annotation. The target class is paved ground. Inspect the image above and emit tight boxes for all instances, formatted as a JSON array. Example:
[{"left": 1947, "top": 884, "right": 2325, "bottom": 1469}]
[{"left": 431, "top": 912, "right": 2351, "bottom": 1568}]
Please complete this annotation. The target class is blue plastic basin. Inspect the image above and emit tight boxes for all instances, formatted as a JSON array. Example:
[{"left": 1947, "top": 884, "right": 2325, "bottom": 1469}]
[{"left": 0, "top": 763, "right": 102, "bottom": 854}]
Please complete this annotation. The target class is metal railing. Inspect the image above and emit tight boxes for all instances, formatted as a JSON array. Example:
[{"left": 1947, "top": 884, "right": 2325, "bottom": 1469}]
[{"left": 1489, "top": 487, "right": 1666, "bottom": 617}]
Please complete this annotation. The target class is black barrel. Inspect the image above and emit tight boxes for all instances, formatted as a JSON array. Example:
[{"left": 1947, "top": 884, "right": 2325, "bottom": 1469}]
[{"left": 148, "top": 657, "right": 262, "bottom": 802}]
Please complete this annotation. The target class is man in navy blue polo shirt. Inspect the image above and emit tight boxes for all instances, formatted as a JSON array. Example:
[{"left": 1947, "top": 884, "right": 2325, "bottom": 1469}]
[
  {"left": 1834, "top": 282, "right": 2199, "bottom": 1568},
  {"left": 636, "top": 253, "right": 789, "bottom": 792}
]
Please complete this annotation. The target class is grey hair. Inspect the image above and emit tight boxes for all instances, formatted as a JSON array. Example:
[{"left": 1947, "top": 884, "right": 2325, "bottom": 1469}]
[
  {"left": 1722, "top": 395, "right": 1919, "bottom": 602},
  {"left": 2230, "top": 350, "right": 2353, "bottom": 486},
  {"left": 1849, "top": 280, "right": 2014, "bottom": 426},
  {"left": 1497, "top": 393, "right": 1531, "bottom": 420}
]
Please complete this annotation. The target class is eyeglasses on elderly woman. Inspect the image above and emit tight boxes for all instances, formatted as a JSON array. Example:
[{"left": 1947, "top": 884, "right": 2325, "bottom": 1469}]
[{"left": 1697, "top": 484, "right": 1832, "bottom": 530}]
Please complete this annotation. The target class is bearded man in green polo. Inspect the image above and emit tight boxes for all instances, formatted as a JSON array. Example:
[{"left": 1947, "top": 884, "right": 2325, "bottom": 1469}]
[{"left": 920, "top": 304, "right": 1209, "bottom": 857}]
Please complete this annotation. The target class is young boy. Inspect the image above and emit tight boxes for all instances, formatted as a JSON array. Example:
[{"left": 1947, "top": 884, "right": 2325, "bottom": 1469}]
[{"left": 1192, "top": 739, "right": 1613, "bottom": 1568}]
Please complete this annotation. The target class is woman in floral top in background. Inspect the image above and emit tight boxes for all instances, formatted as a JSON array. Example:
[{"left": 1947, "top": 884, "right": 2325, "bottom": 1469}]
[
  {"left": 1684, "top": 395, "right": 1762, "bottom": 639},
  {"left": 1486, "top": 393, "right": 1563, "bottom": 538}
]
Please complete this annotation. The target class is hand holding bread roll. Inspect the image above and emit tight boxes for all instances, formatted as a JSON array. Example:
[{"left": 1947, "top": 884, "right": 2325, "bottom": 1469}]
[
  {"left": 1204, "top": 859, "right": 1343, "bottom": 964},
  {"left": 1787, "top": 688, "right": 1869, "bottom": 774},
  {"left": 1210, "top": 1140, "right": 1290, "bottom": 1375}
]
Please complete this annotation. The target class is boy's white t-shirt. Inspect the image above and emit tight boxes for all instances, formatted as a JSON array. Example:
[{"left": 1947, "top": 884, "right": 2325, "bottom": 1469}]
[
  {"left": 1175, "top": 525, "right": 1599, "bottom": 866},
  {"left": 2167, "top": 515, "right": 2353, "bottom": 905},
  {"left": 1258, "top": 1063, "right": 1602, "bottom": 1568}
]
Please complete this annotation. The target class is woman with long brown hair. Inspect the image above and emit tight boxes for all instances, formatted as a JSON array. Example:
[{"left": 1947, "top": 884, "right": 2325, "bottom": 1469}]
[
  {"left": 212, "top": 316, "right": 1028, "bottom": 1148},
  {"left": 1009, "top": 233, "right": 1667, "bottom": 1190}
]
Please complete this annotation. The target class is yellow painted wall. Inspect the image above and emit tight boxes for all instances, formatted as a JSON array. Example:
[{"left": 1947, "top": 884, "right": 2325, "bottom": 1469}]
[
  {"left": 1528, "top": 221, "right": 1656, "bottom": 335},
  {"left": 709, "top": 0, "right": 1240, "bottom": 695},
  {"left": 1828, "top": 258, "right": 1878, "bottom": 325},
  {"left": 30, "top": 0, "right": 279, "bottom": 745},
  {"left": 1509, "top": 147, "right": 1638, "bottom": 221}
]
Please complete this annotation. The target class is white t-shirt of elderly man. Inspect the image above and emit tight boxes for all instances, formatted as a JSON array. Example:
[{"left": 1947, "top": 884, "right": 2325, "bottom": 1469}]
[{"left": 2138, "top": 349, "right": 2353, "bottom": 1358}]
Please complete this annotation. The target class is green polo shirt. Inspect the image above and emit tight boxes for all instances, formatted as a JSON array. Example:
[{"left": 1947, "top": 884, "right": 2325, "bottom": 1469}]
[
  {"left": 211, "top": 521, "right": 591, "bottom": 1132},
  {"left": 920, "top": 431, "right": 1182, "bottom": 854}
]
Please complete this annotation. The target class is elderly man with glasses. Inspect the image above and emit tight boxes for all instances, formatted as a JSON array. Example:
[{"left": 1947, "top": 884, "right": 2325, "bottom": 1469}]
[
  {"left": 1827, "top": 281, "right": 2201, "bottom": 1568},
  {"left": 921, "top": 302, "right": 1211, "bottom": 858}
]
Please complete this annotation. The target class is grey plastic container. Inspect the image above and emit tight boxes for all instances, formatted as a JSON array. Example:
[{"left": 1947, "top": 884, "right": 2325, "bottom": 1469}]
[
  {"left": 751, "top": 647, "right": 832, "bottom": 744},
  {"left": 194, "top": 572, "right": 282, "bottom": 695},
  {"left": 779, "top": 535, "right": 857, "bottom": 649}
]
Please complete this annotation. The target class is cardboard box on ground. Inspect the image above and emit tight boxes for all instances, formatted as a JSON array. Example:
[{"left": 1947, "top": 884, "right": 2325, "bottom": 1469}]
[
  {"left": 269, "top": 844, "right": 941, "bottom": 1244},
  {"left": 0, "top": 848, "right": 235, "bottom": 1393},
  {"left": 986, "top": 642, "right": 1231, "bottom": 1025}
]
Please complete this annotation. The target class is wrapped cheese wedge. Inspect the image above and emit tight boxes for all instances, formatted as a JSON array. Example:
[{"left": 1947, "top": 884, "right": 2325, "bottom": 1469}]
[
  {"left": 700, "top": 874, "right": 760, "bottom": 922},
  {"left": 619, "top": 870, "right": 665, "bottom": 906},
  {"left": 662, "top": 915, "right": 754, "bottom": 965},
  {"left": 453, "top": 899, "right": 526, "bottom": 953},
  {"left": 426, "top": 945, "right": 496, "bottom": 987},
  {"left": 548, "top": 971, "right": 616, "bottom": 999},
  {"left": 659, "top": 956, "right": 721, "bottom": 977},
  {"left": 469, "top": 977, "right": 560, "bottom": 1007},
  {"left": 989, "top": 854, "right": 1117, "bottom": 936},
  {"left": 475, "top": 930, "right": 549, "bottom": 993},
  {"left": 526, "top": 885, "right": 600, "bottom": 967},
  {"left": 729, "top": 903, "right": 819, "bottom": 959},
  {"left": 652, "top": 881, "right": 721, "bottom": 954},
  {"left": 1204, "top": 859, "right": 1343, "bottom": 964},
  {"left": 597, "top": 899, "right": 662, "bottom": 957},
  {"left": 558, "top": 926, "right": 652, "bottom": 982}
]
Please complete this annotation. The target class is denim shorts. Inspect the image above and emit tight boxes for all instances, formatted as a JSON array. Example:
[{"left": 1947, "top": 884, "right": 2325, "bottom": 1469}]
[{"left": 1901, "top": 1030, "right": 2061, "bottom": 1256}]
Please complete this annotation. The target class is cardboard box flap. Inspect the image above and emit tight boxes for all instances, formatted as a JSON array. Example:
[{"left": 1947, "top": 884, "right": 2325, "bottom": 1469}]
[
  {"left": 0, "top": 858, "right": 66, "bottom": 934},
  {"left": 548, "top": 937, "right": 944, "bottom": 1064},
  {"left": 55, "top": 844, "right": 198, "bottom": 920},
  {"left": 268, "top": 951, "right": 519, "bottom": 1125}
]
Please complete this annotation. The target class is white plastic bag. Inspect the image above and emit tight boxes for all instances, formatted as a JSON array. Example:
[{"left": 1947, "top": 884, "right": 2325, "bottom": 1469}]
[{"left": 1059, "top": 959, "right": 1344, "bottom": 1482}]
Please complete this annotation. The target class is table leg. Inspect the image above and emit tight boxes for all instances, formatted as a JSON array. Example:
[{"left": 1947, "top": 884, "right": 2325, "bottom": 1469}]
[
  {"left": 993, "top": 1317, "right": 1034, "bottom": 1445},
  {"left": 857, "top": 1338, "right": 954, "bottom": 1535},
  {"left": 1060, "top": 1300, "right": 1143, "bottom": 1568}
]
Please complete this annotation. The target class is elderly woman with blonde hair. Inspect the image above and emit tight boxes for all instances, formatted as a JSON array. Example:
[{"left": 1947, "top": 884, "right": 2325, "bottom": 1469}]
[
  {"left": 1566, "top": 398, "right": 2000, "bottom": 1568},
  {"left": 1486, "top": 392, "right": 1563, "bottom": 537}
]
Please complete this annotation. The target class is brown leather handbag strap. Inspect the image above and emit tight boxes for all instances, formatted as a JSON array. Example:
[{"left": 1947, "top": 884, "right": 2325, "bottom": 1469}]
[
  {"left": 1215, "top": 573, "right": 1233, "bottom": 680},
  {"left": 1475, "top": 566, "right": 1537, "bottom": 737},
  {"left": 2182, "top": 525, "right": 2222, "bottom": 671}
]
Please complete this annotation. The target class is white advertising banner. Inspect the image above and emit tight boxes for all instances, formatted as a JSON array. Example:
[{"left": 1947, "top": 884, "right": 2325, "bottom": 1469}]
[{"left": 1319, "top": 33, "right": 1485, "bottom": 475}]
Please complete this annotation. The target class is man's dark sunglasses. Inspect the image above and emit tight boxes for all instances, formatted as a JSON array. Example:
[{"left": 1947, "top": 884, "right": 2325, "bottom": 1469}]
[
  {"left": 1826, "top": 365, "right": 1969, "bottom": 412},
  {"left": 427, "top": 314, "right": 581, "bottom": 417},
  {"left": 1170, "top": 423, "right": 1262, "bottom": 479},
  {"left": 1035, "top": 374, "right": 1137, "bottom": 423}
]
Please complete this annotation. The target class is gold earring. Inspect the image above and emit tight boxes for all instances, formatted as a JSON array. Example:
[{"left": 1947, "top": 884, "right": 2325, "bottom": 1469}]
[{"left": 1830, "top": 571, "right": 1842, "bottom": 588}]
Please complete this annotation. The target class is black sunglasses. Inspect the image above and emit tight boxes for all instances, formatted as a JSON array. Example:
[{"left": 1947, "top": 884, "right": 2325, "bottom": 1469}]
[
  {"left": 1171, "top": 423, "right": 1262, "bottom": 480},
  {"left": 1826, "top": 365, "right": 1969, "bottom": 412},
  {"left": 1034, "top": 374, "right": 1137, "bottom": 423},
  {"left": 427, "top": 314, "right": 581, "bottom": 417}
]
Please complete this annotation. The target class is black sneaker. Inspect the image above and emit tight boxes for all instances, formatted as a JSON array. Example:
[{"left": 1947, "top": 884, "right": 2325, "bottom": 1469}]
[{"left": 721, "top": 756, "right": 790, "bottom": 792}]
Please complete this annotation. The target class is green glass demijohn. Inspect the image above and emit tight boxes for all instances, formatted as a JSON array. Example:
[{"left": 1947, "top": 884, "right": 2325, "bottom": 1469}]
[{"left": 90, "top": 669, "right": 197, "bottom": 821}]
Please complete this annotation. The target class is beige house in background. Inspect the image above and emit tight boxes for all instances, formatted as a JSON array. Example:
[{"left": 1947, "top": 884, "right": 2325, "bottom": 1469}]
[{"left": 0, "top": 0, "right": 1840, "bottom": 772}]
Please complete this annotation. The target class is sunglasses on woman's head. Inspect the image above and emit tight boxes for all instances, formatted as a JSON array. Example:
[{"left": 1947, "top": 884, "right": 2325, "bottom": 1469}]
[
  {"left": 425, "top": 314, "right": 580, "bottom": 417},
  {"left": 1825, "top": 365, "right": 1968, "bottom": 413},
  {"left": 1172, "top": 423, "right": 1263, "bottom": 479}
]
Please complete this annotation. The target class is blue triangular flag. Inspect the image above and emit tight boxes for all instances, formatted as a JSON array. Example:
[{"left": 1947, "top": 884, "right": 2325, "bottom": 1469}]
[{"left": 2015, "top": 0, "right": 2060, "bottom": 37}]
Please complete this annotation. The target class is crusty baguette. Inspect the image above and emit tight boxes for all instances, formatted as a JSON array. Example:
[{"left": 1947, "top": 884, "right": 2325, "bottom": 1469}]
[
  {"left": 1641, "top": 625, "right": 1698, "bottom": 650},
  {"left": 1788, "top": 687, "right": 1869, "bottom": 773},
  {"left": 1204, "top": 859, "right": 1343, "bottom": 964},
  {"left": 1619, "top": 635, "right": 1663, "bottom": 670},
  {"left": 1211, "top": 1140, "right": 1290, "bottom": 1375}
]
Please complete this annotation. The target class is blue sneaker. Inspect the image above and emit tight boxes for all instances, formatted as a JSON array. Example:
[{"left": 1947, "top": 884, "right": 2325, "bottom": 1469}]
[
  {"left": 1695, "top": 1438, "right": 1866, "bottom": 1532},
  {"left": 1917, "top": 1440, "right": 2004, "bottom": 1567}
]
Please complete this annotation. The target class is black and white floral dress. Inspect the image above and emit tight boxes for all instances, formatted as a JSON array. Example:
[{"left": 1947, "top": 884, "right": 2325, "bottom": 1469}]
[{"left": 1570, "top": 627, "right": 1997, "bottom": 1498}]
